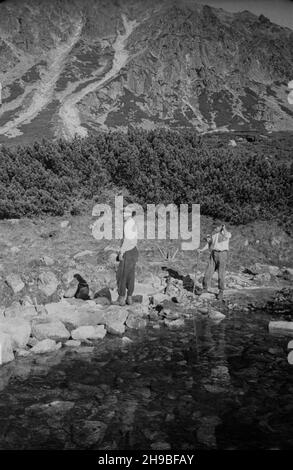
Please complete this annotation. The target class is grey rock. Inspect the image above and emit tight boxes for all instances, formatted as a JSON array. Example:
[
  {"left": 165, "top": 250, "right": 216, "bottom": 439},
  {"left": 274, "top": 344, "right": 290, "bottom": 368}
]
[
  {"left": 164, "top": 318, "right": 185, "bottom": 329},
  {"left": 62, "top": 269, "right": 77, "bottom": 285},
  {"left": 269, "top": 321, "right": 293, "bottom": 337},
  {"left": 127, "top": 303, "right": 149, "bottom": 318},
  {"left": 5, "top": 274, "right": 25, "bottom": 293},
  {"left": 63, "top": 278, "right": 79, "bottom": 298},
  {"left": 208, "top": 310, "right": 226, "bottom": 322},
  {"left": 106, "top": 320, "right": 125, "bottom": 335},
  {"left": 249, "top": 263, "right": 281, "bottom": 277},
  {"left": 4, "top": 302, "right": 37, "bottom": 320},
  {"left": 40, "top": 256, "right": 55, "bottom": 266},
  {"left": 0, "top": 318, "right": 31, "bottom": 349},
  {"left": 26, "top": 400, "right": 74, "bottom": 416},
  {"left": 255, "top": 272, "right": 272, "bottom": 283},
  {"left": 65, "top": 340, "right": 81, "bottom": 347},
  {"left": 16, "top": 348, "right": 31, "bottom": 357},
  {"left": 45, "top": 300, "right": 105, "bottom": 328},
  {"left": 121, "top": 336, "right": 133, "bottom": 345},
  {"left": 32, "top": 320, "right": 70, "bottom": 342},
  {"left": 152, "top": 293, "right": 169, "bottom": 306},
  {"left": 30, "top": 339, "right": 62, "bottom": 354},
  {"left": 0, "top": 332, "right": 14, "bottom": 365},
  {"left": 104, "top": 305, "right": 128, "bottom": 334},
  {"left": 60, "top": 220, "right": 70, "bottom": 228},
  {"left": 94, "top": 297, "right": 111, "bottom": 306},
  {"left": 38, "top": 271, "right": 59, "bottom": 296},
  {"left": 27, "top": 336, "right": 38, "bottom": 347},
  {"left": 71, "top": 325, "right": 106, "bottom": 341}
]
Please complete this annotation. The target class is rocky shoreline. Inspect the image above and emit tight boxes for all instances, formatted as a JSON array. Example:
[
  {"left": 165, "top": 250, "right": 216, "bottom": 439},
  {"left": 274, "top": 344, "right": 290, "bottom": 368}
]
[{"left": 1, "top": 250, "right": 293, "bottom": 366}]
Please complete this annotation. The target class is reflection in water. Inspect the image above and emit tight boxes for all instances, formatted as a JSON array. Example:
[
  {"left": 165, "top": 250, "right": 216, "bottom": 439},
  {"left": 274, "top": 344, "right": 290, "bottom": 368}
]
[{"left": 0, "top": 309, "right": 292, "bottom": 450}]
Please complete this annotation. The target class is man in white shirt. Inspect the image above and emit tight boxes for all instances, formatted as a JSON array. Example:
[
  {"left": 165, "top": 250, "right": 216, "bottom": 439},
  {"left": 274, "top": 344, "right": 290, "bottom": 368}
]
[
  {"left": 198, "top": 223, "right": 232, "bottom": 301},
  {"left": 114, "top": 209, "right": 138, "bottom": 306}
]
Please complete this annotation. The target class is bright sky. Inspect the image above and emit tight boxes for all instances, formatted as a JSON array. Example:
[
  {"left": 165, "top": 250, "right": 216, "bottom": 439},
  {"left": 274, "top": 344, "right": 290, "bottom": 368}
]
[{"left": 195, "top": 0, "right": 293, "bottom": 29}]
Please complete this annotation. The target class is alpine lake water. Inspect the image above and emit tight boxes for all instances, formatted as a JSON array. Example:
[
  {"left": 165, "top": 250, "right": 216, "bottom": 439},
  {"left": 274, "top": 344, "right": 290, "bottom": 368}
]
[{"left": 0, "top": 303, "right": 292, "bottom": 450}]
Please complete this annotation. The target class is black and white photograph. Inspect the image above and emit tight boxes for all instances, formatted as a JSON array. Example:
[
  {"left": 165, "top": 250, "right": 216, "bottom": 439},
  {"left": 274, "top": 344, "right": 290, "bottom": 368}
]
[{"left": 0, "top": 0, "right": 292, "bottom": 460}]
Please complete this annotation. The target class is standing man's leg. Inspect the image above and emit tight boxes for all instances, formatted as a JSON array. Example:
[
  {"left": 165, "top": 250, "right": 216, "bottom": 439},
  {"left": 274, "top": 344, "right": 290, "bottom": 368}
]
[
  {"left": 125, "top": 247, "right": 138, "bottom": 305},
  {"left": 203, "top": 252, "right": 216, "bottom": 291},
  {"left": 218, "top": 251, "right": 228, "bottom": 301},
  {"left": 115, "top": 258, "right": 127, "bottom": 305}
]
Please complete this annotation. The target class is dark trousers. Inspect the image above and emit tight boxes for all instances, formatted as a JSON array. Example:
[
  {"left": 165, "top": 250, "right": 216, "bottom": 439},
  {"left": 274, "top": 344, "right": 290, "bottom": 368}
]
[
  {"left": 117, "top": 247, "right": 138, "bottom": 297},
  {"left": 203, "top": 250, "right": 228, "bottom": 291}
]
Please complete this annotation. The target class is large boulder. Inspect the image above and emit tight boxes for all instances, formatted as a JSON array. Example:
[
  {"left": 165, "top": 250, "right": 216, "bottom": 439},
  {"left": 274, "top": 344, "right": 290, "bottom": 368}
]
[
  {"left": 71, "top": 325, "right": 106, "bottom": 341},
  {"left": 32, "top": 320, "right": 70, "bottom": 342},
  {"left": 208, "top": 310, "right": 226, "bottom": 322},
  {"left": 103, "top": 305, "right": 128, "bottom": 336},
  {"left": 248, "top": 263, "right": 281, "bottom": 277},
  {"left": 45, "top": 299, "right": 105, "bottom": 328},
  {"left": 106, "top": 320, "right": 125, "bottom": 335},
  {"left": 269, "top": 321, "right": 293, "bottom": 337},
  {"left": 30, "top": 339, "right": 62, "bottom": 354},
  {"left": 4, "top": 302, "right": 37, "bottom": 321},
  {"left": 5, "top": 274, "right": 25, "bottom": 293},
  {"left": 0, "top": 332, "right": 14, "bottom": 365},
  {"left": 38, "top": 271, "right": 59, "bottom": 296},
  {"left": 63, "top": 278, "right": 79, "bottom": 298},
  {"left": 0, "top": 318, "right": 31, "bottom": 349}
]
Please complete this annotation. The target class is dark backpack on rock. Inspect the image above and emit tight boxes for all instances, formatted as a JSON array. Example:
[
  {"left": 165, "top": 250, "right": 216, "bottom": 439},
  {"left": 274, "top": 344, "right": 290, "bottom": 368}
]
[{"left": 73, "top": 274, "right": 90, "bottom": 300}]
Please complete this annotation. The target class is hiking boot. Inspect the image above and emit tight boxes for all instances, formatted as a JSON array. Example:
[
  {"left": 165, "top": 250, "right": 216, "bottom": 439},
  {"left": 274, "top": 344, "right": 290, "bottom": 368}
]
[
  {"left": 113, "top": 296, "right": 126, "bottom": 306},
  {"left": 126, "top": 296, "right": 133, "bottom": 305}
]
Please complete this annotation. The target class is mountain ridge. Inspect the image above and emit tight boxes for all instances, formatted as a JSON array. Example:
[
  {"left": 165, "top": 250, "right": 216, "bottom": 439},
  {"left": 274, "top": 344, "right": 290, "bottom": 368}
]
[{"left": 0, "top": 0, "right": 292, "bottom": 145}]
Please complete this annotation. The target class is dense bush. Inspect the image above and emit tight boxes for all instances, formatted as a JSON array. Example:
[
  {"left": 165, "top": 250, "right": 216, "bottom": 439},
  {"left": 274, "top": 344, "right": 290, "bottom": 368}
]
[{"left": 0, "top": 129, "right": 292, "bottom": 231}]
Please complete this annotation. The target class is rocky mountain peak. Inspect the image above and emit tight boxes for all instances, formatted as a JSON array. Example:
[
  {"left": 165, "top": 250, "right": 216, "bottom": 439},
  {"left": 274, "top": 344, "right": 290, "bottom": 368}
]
[{"left": 0, "top": 0, "right": 292, "bottom": 145}]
